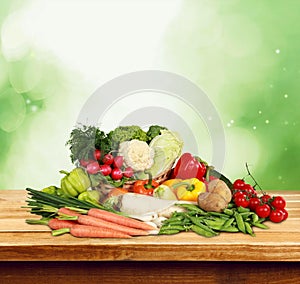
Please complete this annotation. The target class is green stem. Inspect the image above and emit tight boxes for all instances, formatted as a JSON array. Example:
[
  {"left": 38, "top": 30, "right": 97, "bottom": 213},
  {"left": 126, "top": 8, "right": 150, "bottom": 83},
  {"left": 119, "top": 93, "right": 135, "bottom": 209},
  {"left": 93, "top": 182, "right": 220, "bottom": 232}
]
[
  {"left": 26, "top": 218, "right": 50, "bottom": 225},
  {"left": 144, "top": 170, "right": 154, "bottom": 189},
  {"left": 57, "top": 213, "right": 78, "bottom": 221},
  {"left": 59, "top": 170, "right": 70, "bottom": 175},
  {"left": 52, "top": 228, "right": 71, "bottom": 236}
]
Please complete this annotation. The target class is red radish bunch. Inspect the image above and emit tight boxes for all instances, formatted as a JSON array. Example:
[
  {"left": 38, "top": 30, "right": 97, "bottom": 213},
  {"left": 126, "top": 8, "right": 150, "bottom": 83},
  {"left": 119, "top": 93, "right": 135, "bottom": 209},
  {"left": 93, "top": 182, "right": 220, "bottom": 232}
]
[
  {"left": 231, "top": 178, "right": 288, "bottom": 223},
  {"left": 80, "top": 150, "right": 134, "bottom": 181}
]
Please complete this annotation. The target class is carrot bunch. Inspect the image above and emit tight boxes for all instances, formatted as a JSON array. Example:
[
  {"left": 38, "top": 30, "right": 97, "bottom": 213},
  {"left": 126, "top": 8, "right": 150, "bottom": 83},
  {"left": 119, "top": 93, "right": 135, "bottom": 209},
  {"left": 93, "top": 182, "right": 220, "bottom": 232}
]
[{"left": 26, "top": 207, "right": 157, "bottom": 239}]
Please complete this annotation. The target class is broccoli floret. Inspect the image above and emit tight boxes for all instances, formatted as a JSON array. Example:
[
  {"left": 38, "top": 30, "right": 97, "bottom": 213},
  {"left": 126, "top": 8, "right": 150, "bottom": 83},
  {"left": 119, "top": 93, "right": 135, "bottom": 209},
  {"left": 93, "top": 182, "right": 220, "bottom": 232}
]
[
  {"left": 108, "top": 125, "right": 148, "bottom": 150},
  {"left": 147, "top": 125, "right": 168, "bottom": 141}
]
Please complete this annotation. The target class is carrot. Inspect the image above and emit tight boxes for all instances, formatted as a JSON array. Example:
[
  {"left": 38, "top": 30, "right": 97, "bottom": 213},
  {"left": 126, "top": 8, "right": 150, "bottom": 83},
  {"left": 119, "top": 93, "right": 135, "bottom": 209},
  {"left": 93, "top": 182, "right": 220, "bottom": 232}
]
[
  {"left": 26, "top": 217, "right": 76, "bottom": 230},
  {"left": 52, "top": 224, "right": 132, "bottom": 238},
  {"left": 58, "top": 207, "right": 81, "bottom": 216},
  {"left": 87, "top": 208, "right": 156, "bottom": 231},
  {"left": 62, "top": 214, "right": 149, "bottom": 236},
  {"left": 48, "top": 218, "right": 77, "bottom": 230}
]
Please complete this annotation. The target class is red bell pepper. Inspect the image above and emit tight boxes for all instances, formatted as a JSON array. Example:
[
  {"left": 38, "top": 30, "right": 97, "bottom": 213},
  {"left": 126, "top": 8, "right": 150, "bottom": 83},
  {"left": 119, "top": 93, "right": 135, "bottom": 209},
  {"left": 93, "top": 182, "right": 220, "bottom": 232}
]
[{"left": 171, "top": 152, "right": 207, "bottom": 180}]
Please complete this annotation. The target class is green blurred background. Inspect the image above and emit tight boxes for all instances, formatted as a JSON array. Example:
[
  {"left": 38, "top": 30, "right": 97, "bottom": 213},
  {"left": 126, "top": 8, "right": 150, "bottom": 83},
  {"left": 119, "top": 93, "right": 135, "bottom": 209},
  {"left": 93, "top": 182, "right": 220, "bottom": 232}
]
[{"left": 0, "top": 0, "right": 299, "bottom": 190}]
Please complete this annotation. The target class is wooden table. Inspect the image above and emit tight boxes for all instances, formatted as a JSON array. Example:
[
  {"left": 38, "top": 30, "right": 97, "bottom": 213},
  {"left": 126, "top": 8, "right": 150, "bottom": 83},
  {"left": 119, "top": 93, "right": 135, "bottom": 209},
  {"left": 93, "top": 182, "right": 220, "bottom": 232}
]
[{"left": 1, "top": 190, "right": 300, "bottom": 283}]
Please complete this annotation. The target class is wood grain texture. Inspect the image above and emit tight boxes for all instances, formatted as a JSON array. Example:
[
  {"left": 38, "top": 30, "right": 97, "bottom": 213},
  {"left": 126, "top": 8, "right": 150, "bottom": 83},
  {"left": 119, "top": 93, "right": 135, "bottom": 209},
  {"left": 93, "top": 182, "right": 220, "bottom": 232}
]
[{"left": 0, "top": 190, "right": 300, "bottom": 262}]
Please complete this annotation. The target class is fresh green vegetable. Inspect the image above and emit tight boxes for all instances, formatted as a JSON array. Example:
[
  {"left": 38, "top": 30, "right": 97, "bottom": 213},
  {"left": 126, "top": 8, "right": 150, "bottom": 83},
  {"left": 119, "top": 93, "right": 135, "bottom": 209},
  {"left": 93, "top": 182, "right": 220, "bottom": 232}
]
[
  {"left": 60, "top": 167, "right": 91, "bottom": 197},
  {"left": 77, "top": 190, "right": 101, "bottom": 206},
  {"left": 146, "top": 125, "right": 167, "bottom": 141},
  {"left": 66, "top": 125, "right": 111, "bottom": 163},
  {"left": 153, "top": 184, "right": 177, "bottom": 200},
  {"left": 108, "top": 125, "right": 148, "bottom": 150}
]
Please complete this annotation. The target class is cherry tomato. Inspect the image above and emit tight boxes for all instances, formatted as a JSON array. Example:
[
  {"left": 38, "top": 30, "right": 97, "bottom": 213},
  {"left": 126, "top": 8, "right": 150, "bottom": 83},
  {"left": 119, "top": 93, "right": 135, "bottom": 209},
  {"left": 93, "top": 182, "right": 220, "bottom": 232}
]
[
  {"left": 243, "top": 184, "right": 257, "bottom": 197},
  {"left": 86, "top": 161, "right": 100, "bottom": 174},
  {"left": 113, "top": 156, "right": 123, "bottom": 168},
  {"left": 255, "top": 204, "right": 271, "bottom": 218},
  {"left": 102, "top": 154, "right": 114, "bottom": 165},
  {"left": 271, "top": 196, "right": 286, "bottom": 209},
  {"left": 234, "top": 196, "right": 250, "bottom": 208},
  {"left": 233, "top": 179, "right": 245, "bottom": 190},
  {"left": 261, "top": 194, "right": 272, "bottom": 203},
  {"left": 93, "top": 149, "right": 101, "bottom": 161},
  {"left": 279, "top": 208, "right": 288, "bottom": 221},
  {"left": 123, "top": 167, "right": 134, "bottom": 178},
  {"left": 269, "top": 209, "right": 284, "bottom": 223},
  {"left": 233, "top": 191, "right": 247, "bottom": 200},
  {"left": 99, "top": 164, "right": 112, "bottom": 176},
  {"left": 111, "top": 168, "right": 123, "bottom": 180},
  {"left": 248, "top": 197, "right": 261, "bottom": 211}
]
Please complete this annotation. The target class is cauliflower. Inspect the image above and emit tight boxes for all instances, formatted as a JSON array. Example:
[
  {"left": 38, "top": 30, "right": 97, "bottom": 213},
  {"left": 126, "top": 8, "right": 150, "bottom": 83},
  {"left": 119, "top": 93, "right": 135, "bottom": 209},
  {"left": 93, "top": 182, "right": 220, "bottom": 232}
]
[{"left": 118, "top": 139, "right": 154, "bottom": 172}]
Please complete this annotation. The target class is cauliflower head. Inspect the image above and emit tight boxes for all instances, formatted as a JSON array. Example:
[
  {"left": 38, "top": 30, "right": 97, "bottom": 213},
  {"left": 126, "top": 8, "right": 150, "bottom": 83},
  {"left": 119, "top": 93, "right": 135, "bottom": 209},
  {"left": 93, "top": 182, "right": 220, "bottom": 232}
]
[{"left": 118, "top": 139, "right": 154, "bottom": 172}]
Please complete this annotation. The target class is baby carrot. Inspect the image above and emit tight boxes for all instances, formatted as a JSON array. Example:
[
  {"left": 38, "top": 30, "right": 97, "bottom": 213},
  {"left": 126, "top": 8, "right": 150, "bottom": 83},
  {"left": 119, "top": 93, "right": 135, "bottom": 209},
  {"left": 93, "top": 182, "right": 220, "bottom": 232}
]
[
  {"left": 52, "top": 224, "right": 132, "bottom": 238},
  {"left": 62, "top": 214, "right": 149, "bottom": 236}
]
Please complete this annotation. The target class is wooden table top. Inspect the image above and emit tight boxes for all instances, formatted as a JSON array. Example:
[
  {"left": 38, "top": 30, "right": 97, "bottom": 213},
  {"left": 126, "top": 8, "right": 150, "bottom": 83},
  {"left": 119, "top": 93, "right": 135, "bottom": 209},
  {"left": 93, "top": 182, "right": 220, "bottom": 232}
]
[{"left": 1, "top": 189, "right": 300, "bottom": 262}]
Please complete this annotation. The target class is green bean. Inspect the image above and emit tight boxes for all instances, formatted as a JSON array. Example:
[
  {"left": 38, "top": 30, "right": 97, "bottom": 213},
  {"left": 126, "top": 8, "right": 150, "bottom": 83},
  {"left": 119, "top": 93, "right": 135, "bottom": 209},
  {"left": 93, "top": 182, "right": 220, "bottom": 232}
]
[
  {"left": 223, "top": 208, "right": 234, "bottom": 216},
  {"left": 158, "top": 229, "right": 180, "bottom": 235},
  {"left": 204, "top": 218, "right": 226, "bottom": 230},
  {"left": 252, "top": 213, "right": 259, "bottom": 223},
  {"left": 244, "top": 222, "right": 255, "bottom": 236},
  {"left": 252, "top": 222, "right": 269, "bottom": 229},
  {"left": 239, "top": 212, "right": 253, "bottom": 220},
  {"left": 190, "top": 225, "right": 218, "bottom": 238},
  {"left": 237, "top": 206, "right": 250, "bottom": 213},
  {"left": 234, "top": 212, "right": 246, "bottom": 233},
  {"left": 176, "top": 203, "right": 206, "bottom": 214},
  {"left": 219, "top": 226, "right": 239, "bottom": 232},
  {"left": 160, "top": 224, "right": 186, "bottom": 232},
  {"left": 188, "top": 216, "right": 216, "bottom": 234},
  {"left": 222, "top": 217, "right": 235, "bottom": 228}
]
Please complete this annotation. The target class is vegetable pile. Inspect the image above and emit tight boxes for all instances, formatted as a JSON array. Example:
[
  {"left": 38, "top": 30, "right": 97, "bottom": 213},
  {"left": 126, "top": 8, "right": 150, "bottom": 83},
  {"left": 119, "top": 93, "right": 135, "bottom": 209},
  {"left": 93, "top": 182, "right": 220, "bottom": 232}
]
[{"left": 24, "top": 124, "right": 289, "bottom": 239}]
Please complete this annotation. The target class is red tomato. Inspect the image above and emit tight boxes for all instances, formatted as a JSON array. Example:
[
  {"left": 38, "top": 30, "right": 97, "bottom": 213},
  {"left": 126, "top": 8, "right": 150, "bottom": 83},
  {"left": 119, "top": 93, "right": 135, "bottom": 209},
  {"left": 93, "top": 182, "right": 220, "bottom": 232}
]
[
  {"left": 271, "top": 196, "right": 286, "bottom": 209},
  {"left": 255, "top": 204, "right": 271, "bottom": 218},
  {"left": 233, "top": 179, "right": 245, "bottom": 190},
  {"left": 248, "top": 197, "right": 261, "bottom": 211},
  {"left": 279, "top": 208, "right": 289, "bottom": 221},
  {"left": 93, "top": 149, "right": 101, "bottom": 161},
  {"left": 111, "top": 168, "right": 123, "bottom": 180},
  {"left": 261, "top": 194, "right": 272, "bottom": 203},
  {"left": 86, "top": 161, "right": 100, "bottom": 174},
  {"left": 102, "top": 154, "right": 114, "bottom": 165},
  {"left": 99, "top": 164, "right": 112, "bottom": 176},
  {"left": 269, "top": 209, "right": 284, "bottom": 223},
  {"left": 234, "top": 196, "right": 250, "bottom": 208},
  {"left": 233, "top": 191, "right": 247, "bottom": 200},
  {"left": 123, "top": 167, "right": 134, "bottom": 178}
]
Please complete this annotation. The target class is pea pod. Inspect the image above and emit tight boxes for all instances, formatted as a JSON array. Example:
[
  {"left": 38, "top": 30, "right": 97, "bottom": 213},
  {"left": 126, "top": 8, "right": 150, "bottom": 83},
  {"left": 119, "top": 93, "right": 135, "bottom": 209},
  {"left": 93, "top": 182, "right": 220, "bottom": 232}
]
[
  {"left": 191, "top": 224, "right": 218, "bottom": 238},
  {"left": 158, "top": 229, "right": 180, "bottom": 235},
  {"left": 244, "top": 222, "right": 255, "bottom": 236},
  {"left": 234, "top": 212, "right": 246, "bottom": 234}
]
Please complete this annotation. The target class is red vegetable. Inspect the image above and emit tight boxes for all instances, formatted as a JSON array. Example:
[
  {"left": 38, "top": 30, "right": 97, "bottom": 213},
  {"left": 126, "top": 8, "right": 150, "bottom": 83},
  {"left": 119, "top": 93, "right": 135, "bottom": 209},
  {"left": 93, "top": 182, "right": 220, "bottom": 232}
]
[
  {"left": 102, "top": 153, "right": 114, "bottom": 165},
  {"left": 271, "top": 196, "right": 286, "bottom": 209},
  {"left": 93, "top": 149, "right": 101, "bottom": 161},
  {"left": 113, "top": 156, "right": 123, "bottom": 168},
  {"left": 171, "top": 152, "right": 206, "bottom": 180},
  {"left": 123, "top": 167, "right": 134, "bottom": 178},
  {"left": 255, "top": 204, "right": 271, "bottom": 218},
  {"left": 86, "top": 161, "right": 100, "bottom": 174},
  {"left": 269, "top": 209, "right": 284, "bottom": 223},
  {"left": 99, "top": 164, "right": 112, "bottom": 176},
  {"left": 111, "top": 168, "right": 123, "bottom": 180}
]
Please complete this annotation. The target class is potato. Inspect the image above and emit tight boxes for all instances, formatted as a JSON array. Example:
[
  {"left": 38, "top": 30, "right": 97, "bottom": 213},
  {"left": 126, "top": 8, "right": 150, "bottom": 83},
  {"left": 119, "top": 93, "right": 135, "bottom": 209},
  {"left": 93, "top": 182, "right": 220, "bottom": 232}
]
[
  {"left": 197, "top": 192, "right": 228, "bottom": 213},
  {"left": 207, "top": 179, "right": 232, "bottom": 203}
]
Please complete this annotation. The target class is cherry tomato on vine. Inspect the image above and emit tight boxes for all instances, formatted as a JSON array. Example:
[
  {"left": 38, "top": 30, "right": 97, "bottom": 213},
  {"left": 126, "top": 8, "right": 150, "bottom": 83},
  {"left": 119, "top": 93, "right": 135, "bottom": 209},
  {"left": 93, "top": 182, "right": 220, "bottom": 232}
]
[
  {"left": 279, "top": 208, "right": 289, "bottom": 221},
  {"left": 261, "top": 194, "right": 272, "bottom": 204},
  {"left": 233, "top": 191, "right": 247, "bottom": 200},
  {"left": 269, "top": 209, "right": 284, "bottom": 223},
  {"left": 248, "top": 197, "right": 261, "bottom": 211},
  {"left": 255, "top": 204, "right": 271, "bottom": 218},
  {"left": 271, "top": 196, "right": 286, "bottom": 210},
  {"left": 233, "top": 179, "right": 245, "bottom": 190},
  {"left": 243, "top": 184, "right": 257, "bottom": 196},
  {"left": 234, "top": 195, "right": 250, "bottom": 208}
]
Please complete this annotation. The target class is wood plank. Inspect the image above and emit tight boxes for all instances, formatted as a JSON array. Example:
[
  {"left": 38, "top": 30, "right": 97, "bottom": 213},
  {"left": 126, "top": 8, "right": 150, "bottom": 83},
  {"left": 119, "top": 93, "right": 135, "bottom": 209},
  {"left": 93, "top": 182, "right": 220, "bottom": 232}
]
[{"left": 0, "top": 190, "right": 300, "bottom": 262}]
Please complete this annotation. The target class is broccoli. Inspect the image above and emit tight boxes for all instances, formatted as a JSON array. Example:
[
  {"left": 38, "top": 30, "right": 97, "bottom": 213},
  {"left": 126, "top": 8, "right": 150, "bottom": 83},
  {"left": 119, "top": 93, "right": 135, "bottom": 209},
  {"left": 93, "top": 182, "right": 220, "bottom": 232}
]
[
  {"left": 108, "top": 125, "right": 148, "bottom": 150},
  {"left": 146, "top": 125, "right": 168, "bottom": 141}
]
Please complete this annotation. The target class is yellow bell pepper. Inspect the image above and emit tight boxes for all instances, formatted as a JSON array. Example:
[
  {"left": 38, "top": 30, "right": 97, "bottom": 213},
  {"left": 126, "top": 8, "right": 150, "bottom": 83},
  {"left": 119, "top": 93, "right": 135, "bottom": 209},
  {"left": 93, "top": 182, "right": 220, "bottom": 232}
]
[
  {"left": 162, "top": 178, "right": 182, "bottom": 187},
  {"left": 173, "top": 178, "right": 206, "bottom": 202}
]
